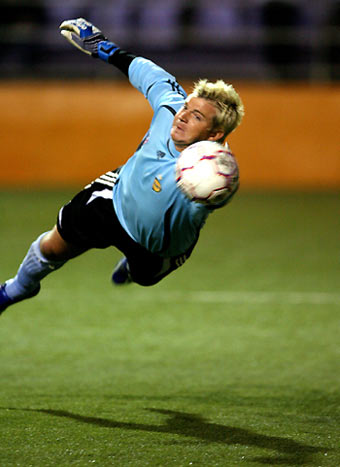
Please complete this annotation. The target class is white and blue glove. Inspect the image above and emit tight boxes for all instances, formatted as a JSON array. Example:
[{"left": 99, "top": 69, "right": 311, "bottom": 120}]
[{"left": 59, "top": 18, "right": 119, "bottom": 62}]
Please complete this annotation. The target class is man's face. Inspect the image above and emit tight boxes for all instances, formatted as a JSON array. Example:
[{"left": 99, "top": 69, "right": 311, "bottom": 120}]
[{"left": 171, "top": 96, "right": 221, "bottom": 151}]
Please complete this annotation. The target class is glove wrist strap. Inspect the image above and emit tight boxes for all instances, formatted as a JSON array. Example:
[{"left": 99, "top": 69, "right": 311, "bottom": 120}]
[{"left": 98, "top": 41, "right": 120, "bottom": 62}]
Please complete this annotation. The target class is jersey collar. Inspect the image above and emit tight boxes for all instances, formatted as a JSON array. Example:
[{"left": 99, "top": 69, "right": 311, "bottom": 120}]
[{"left": 167, "top": 138, "right": 180, "bottom": 159}]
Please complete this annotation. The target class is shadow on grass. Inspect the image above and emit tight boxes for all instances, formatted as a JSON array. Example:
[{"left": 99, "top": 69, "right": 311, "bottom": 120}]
[{"left": 3, "top": 407, "right": 326, "bottom": 465}]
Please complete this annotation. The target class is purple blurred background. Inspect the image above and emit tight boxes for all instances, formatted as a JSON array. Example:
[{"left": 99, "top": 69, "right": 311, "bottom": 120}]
[{"left": 0, "top": 0, "right": 339, "bottom": 81}]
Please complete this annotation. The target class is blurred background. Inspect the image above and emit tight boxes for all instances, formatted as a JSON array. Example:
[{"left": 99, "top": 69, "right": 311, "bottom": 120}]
[
  {"left": 1, "top": 0, "right": 340, "bottom": 80},
  {"left": 0, "top": 0, "right": 339, "bottom": 189}
]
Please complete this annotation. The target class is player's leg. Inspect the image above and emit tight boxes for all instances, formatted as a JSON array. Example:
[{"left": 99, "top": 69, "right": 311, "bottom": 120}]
[
  {"left": 129, "top": 252, "right": 191, "bottom": 286},
  {"left": 0, "top": 227, "right": 86, "bottom": 314},
  {"left": 112, "top": 243, "right": 196, "bottom": 287},
  {"left": 40, "top": 226, "right": 87, "bottom": 261},
  {"left": 1, "top": 170, "right": 121, "bottom": 314}
]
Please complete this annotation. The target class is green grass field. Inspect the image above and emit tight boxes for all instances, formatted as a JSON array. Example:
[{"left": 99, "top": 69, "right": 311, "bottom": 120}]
[{"left": 0, "top": 190, "right": 339, "bottom": 466}]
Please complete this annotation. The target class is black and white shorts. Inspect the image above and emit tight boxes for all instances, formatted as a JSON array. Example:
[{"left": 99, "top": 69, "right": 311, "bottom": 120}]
[{"left": 57, "top": 170, "right": 194, "bottom": 286}]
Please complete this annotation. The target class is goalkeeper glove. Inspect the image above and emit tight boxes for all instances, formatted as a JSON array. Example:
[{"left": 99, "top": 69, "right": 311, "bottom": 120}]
[{"left": 59, "top": 18, "right": 119, "bottom": 62}]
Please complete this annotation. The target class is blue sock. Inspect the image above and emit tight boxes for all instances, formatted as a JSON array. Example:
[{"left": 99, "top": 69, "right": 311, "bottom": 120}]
[{"left": 5, "top": 232, "right": 66, "bottom": 300}]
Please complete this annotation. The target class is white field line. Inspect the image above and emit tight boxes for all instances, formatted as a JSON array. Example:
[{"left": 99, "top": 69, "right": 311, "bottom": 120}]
[{"left": 135, "top": 291, "right": 340, "bottom": 306}]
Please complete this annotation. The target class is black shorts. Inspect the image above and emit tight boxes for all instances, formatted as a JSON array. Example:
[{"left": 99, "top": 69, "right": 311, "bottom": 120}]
[{"left": 57, "top": 171, "right": 194, "bottom": 286}]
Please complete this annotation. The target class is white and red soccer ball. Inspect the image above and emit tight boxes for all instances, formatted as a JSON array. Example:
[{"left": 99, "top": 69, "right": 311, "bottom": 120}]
[{"left": 176, "top": 140, "right": 239, "bottom": 205}]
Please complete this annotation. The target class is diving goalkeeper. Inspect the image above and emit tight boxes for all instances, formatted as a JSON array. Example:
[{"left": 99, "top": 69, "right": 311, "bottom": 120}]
[{"left": 0, "top": 18, "right": 244, "bottom": 314}]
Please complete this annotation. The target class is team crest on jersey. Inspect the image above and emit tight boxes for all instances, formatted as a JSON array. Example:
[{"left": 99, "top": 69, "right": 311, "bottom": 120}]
[
  {"left": 152, "top": 175, "right": 162, "bottom": 192},
  {"left": 157, "top": 150, "right": 166, "bottom": 159}
]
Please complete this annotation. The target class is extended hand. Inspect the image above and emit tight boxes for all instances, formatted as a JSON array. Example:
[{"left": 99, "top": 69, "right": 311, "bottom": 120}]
[
  {"left": 59, "top": 18, "right": 107, "bottom": 57},
  {"left": 60, "top": 18, "right": 120, "bottom": 62}
]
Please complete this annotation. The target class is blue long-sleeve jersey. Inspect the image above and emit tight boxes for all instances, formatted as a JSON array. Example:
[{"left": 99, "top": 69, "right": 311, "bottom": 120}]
[{"left": 112, "top": 57, "right": 211, "bottom": 258}]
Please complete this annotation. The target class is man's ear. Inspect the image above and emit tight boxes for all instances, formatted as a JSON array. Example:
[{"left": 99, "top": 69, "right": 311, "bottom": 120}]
[{"left": 207, "top": 129, "right": 225, "bottom": 142}]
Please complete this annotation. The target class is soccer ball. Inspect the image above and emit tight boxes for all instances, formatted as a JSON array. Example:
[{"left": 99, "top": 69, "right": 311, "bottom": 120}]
[{"left": 175, "top": 140, "right": 239, "bottom": 205}]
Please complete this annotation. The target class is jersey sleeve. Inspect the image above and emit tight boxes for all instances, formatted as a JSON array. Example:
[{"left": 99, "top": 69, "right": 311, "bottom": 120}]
[{"left": 128, "top": 57, "right": 186, "bottom": 111}]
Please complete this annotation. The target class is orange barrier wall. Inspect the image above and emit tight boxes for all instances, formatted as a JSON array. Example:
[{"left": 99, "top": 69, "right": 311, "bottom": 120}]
[{"left": 1, "top": 81, "right": 339, "bottom": 189}]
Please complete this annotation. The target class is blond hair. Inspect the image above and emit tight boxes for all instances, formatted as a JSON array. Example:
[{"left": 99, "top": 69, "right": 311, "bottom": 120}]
[{"left": 189, "top": 79, "right": 244, "bottom": 138}]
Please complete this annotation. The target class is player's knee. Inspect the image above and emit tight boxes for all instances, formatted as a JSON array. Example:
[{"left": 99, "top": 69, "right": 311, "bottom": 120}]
[
  {"left": 40, "top": 226, "right": 83, "bottom": 261},
  {"left": 131, "top": 274, "right": 163, "bottom": 287},
  {"left": 39, "top": 230, "right": 57, "bottom": 260}
]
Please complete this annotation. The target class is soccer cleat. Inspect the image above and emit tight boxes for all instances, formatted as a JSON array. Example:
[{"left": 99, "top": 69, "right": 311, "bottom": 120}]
[
  {"left": 111, "top": 257, "right": 132, "bottom": 285},
  {"left": 0, "top": 283, "right": 41, "bottom": 315}
]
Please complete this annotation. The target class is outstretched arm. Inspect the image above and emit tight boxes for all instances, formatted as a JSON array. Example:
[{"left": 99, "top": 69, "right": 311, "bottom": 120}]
[
  {"left": 59, "top": 18, "right": 136, "bottom": 77},
  {"left": 59, "top": 18, "right": 186, "bottom": 111}
]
